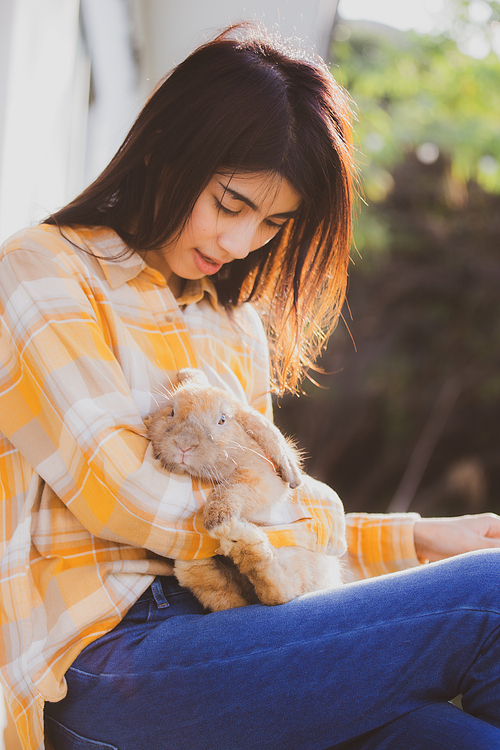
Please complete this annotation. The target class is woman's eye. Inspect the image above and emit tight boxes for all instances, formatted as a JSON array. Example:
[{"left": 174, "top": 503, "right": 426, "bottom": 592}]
[
  {"left": 215, "top": 199, "right": 239, "bottom": 216},
  {"left": 218, "top": 414, "right": 227, "bottom": 425},
  {"left": 265, "top": 219, "right": 286, "bottom": 230}
]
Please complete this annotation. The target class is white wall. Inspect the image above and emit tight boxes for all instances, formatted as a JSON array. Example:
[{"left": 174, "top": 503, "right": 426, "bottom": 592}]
[
  {"left": 0, "top": 0, "right": 87, "bottom": 241},
  {"left": 79, "top": 0, "right": 144, "bottom": 187},
  {"left": 140, "top": 0, "right": 338, "bottom": 87}
]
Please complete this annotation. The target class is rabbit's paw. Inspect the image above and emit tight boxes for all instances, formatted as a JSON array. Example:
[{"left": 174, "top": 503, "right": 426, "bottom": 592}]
[
  {"left": 204, "top": 508, "right": 232, "bottom": 533},
  {"left": 277, "top": 450, "right": 302, "bottom": 489},
  {"left": 203, "top": 496, "right": 236, "bottom": 533},
  {"left": 208, "top": 518, "right": 264, "bottom": 543},
  {"left": 215, "top": 521, "right": 273, "bottom": 566}
]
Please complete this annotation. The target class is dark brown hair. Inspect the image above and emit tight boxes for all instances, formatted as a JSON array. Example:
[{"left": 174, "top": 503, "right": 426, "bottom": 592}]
[{"left": 46, "top": 23, "right": 354, "bottom": 393}]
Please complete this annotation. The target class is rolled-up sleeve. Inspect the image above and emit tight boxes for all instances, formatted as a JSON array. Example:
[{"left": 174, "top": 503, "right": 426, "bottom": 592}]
[{"left": 344, "top": 512, "right": 423, "bottom": 580}]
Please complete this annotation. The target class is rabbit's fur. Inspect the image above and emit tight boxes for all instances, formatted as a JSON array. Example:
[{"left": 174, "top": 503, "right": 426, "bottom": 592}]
[{"left": 146, "top": 368, "right": 342, "bottom": 611}]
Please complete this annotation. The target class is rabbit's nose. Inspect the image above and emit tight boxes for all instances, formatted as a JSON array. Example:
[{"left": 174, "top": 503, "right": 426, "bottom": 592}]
[{"left": 175, "top": 438, "right": 199, "bottom": 453}]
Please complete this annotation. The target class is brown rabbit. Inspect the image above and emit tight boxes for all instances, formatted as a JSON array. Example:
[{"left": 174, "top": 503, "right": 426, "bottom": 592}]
[{"left": 146, "top": 368, "right": 343, "bottom": 611}]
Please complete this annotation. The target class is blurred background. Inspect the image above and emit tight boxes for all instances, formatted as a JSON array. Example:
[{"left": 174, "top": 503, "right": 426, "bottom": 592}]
[
  {"left": 0, "top": 1, "right": 499, "bottom": 746},
  {"left": 275, "top": 0, "right": 500, "bottom": 521},
  {"left": 0, "top": 0, "right": 499, "bottom": 512}
]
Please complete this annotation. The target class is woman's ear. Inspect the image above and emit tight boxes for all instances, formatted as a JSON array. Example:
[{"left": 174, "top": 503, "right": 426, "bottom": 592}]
[{"left": 236, "top": 407, "right": 302, "bottom": 489}]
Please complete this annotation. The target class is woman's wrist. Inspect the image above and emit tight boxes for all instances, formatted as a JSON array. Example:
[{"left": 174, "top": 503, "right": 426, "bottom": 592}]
[
  {"left": 413, "top": 519, "right": 433, "bottom": 564},
  {"left": 413, "top": 514, "right": 500, "bottom": 563}
]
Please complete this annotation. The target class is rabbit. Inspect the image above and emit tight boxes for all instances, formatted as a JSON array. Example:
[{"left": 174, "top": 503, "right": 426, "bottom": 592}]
[{"left": 145, "top": 368, "right": 343, "bottom": 611}]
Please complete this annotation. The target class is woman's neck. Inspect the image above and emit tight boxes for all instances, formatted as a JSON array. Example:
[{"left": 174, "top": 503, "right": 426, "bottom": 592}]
[{"left": 143, "top": 250, "right": 184, "bottom": 298}]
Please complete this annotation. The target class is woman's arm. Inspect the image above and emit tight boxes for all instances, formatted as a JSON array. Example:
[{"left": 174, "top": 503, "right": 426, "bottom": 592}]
[
  {"left": 0, "top": 228, "right": 340, "bottom": 562},
  {"left": 344, "top": 512, "right": 500, "bottom": 580},
  {"left": 344, "top": 512, "right": 422, "bottom": 580},
  {"left": 0, "top": 232, "right": 219, "bottom": 559},
  {"left": 413, "top": 513, "right": 500, "bottom": 562}
]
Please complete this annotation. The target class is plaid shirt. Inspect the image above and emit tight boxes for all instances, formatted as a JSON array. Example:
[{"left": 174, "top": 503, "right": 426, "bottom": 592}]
[{"left": 0, "top": 225, "right": 421, "bottom": 749}]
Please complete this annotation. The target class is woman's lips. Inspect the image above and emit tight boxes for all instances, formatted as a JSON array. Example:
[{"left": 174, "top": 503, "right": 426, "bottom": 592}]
[{"left": 192, "top": 249, "right": 223, "bottom": 275}]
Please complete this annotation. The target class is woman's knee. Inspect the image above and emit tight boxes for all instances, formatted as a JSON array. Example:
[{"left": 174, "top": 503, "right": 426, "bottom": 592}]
[{"left": 328, "top": 703, "right": 500, "bottom": 750}]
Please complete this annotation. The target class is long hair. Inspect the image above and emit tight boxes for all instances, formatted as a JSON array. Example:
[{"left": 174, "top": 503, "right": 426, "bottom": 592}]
[{"left": 46, "top": 23, "right": 355, "bottom": 394}]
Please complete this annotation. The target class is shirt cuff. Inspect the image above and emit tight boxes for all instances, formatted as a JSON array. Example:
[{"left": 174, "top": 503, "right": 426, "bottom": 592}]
[{"left": 343, "top": 512, "right": 423, "bottom": 581}]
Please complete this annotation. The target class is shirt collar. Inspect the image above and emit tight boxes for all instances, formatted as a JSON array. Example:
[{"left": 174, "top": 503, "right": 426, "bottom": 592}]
[
  {"left": 66, "top": 225, "right": 221, "bottom": 310},
  {"left": 177, "top": 276, "right": 220, "bottom": 309}
]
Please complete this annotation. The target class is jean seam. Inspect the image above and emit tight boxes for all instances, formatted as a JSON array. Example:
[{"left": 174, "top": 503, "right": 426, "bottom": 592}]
[
  {"left": 45, "top": 714, "right": 120, "bottom": 749},
  {"left": 70, "top": 607, "right": 500, "bottom": 679},
  {"left": 68, "top": 606, "right": 500, "bottom": 682},
  {"left": 459, "top": 620, "right": 500, "bottom": 696},
  {"left": 146, "top": 599, "right": 156, "bottom": 622}
]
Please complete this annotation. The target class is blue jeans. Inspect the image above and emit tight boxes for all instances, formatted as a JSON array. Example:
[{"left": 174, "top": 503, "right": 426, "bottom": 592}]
[{"left": 44, "top": 549, "right": 500, "bottom": 750}]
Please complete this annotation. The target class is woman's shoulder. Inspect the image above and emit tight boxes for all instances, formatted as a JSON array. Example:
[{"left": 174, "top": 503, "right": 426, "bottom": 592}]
[
  {"left": 0, "top": 225, "right": 136, "bottom": 289},
  {"left": 1, "top": 223, "right": 78, "bottom": 262},
  {"left": 0, "top": 224, "right": 123, "bottom": 261},
  {"left": 1, "top": 223, "right": 59, "bottom": 256}
]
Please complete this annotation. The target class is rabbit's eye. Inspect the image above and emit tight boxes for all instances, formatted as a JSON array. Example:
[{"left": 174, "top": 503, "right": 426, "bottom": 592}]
[
  {"left": 218, "top": 414, "right": 227, "bottom": 425},
  {"left": 168, "top": 407, "right": 174, "bottom": 417}
]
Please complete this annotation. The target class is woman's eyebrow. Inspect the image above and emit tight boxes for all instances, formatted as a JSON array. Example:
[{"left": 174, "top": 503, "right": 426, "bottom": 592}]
[
  {"left": 270, "top": 208, "right": 299, "bottom": 219},
  {"left": 218, "top": 182, "right": 299, "bottom": 219}
]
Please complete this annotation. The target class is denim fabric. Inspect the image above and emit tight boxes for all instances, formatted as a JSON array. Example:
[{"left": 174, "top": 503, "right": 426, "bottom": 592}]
[{"left": 45, "top": 549, "right": 500, "bottom": 750}]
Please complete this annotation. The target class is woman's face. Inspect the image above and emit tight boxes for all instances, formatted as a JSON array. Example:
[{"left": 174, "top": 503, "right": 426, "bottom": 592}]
[{"left": 149, "top": 172, "right": 301, "bottom": 291}]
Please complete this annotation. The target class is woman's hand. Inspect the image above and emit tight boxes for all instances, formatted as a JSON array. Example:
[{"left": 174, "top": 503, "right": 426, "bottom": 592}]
[{"left": 413, "top": 513, "right": 500, "bottom": 563}]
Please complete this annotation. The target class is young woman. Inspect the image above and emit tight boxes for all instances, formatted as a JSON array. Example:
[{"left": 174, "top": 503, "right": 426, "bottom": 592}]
[{"left": 1, "top": 24, "right": 500, "bottom": 750}]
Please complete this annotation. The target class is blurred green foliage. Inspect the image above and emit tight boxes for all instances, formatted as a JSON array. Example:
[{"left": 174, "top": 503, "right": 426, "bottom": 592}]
[
  {"left": 274, "top": 8, "right": 500, "bottom": 516},
  {"left": 329, "top": 0, "right": 500, "bottom": 281},
  {"left": 332, "top": 14, "right": 500, "bottom": 231}
]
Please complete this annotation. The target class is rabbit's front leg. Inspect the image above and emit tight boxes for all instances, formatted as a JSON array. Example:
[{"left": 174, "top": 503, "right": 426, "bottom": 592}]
[
  {"left": 174, "top": 558, "right": 249, "bottom": 611},
  {"left": 203, "top": 474, "right": 255, "bottom": 533},
  {"left": 227, "top": 537, "right": 299, "bottom": 605},
  {"left": 203, "top": 480, "right": 273, "bottom": 566},
  {"left": 210, "top": 517, "right": 299, "bottom": 607},
  {"left": 205, "top": 483, "right": 299, "bottom": 606}
]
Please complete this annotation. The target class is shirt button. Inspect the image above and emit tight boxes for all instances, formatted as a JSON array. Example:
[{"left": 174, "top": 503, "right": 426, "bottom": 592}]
[{"left": 165, "top": 313, "right": 173, "bottom": 322}]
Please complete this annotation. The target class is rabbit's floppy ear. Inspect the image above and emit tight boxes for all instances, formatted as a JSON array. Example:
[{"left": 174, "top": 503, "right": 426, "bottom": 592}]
[
  {"left": 236, "top": 407, "right": 302, "bottom": 489},
  {"left": 177, "top": 368, "right": 209, "bottom": 386}
]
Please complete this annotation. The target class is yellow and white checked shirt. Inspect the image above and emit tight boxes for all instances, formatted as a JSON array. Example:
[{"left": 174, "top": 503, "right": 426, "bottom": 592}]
[{"left": 0, "top": 224, "right": 421, "bottom": 749}]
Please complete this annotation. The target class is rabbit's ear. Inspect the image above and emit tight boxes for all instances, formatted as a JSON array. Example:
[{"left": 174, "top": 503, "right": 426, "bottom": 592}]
[
  {"left": 237, "top": 407, "right": 302, "bottom": 489},
  {"left": 177, "top": 368, "right": 209, "bottom": 386}
]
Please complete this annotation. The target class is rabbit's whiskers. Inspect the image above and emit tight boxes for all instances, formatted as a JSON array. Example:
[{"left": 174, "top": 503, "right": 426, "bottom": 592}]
[
  {"left": 228, "top": 441, "right": 276, "bottom": 471},
  {"left": 153, "top": 364, "right": 175, "bottom": 391},
  {"left": 154, "top": 382, "right": 172, "bottom": 397},
  {"left": 151, "top": 384, "right": 174, "bottom": 408},
  {"left": 206, "top": 466, "right": 230, "bottom": 488},
  {"left": 222, "top": 451, "right": 237, "bottom": 467},
  {"left": 149, "top": 393, "right": 161, "bottom": 409}
]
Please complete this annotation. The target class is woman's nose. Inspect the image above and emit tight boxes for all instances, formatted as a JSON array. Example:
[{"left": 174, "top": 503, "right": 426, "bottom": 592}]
[{"left": 217, "top": 223, "right": 256, "bottom": 260}]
